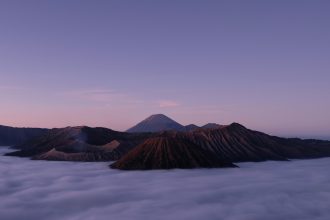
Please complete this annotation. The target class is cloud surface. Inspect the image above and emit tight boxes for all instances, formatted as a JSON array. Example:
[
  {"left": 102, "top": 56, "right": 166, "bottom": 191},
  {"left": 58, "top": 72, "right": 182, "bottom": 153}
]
[{"left": 1, "top": 147, "right": 330, "bottom": 220}]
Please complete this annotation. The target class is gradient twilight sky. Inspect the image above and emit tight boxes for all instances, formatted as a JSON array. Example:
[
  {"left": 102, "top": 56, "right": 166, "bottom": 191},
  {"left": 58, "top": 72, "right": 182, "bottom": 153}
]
[{"left": 0, "top": 0, "right": 329, "bottom": 139}]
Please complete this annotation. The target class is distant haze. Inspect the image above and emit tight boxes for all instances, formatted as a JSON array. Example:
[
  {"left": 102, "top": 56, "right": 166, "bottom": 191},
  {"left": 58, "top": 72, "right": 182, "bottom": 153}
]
[{"left": 0, "top": 1, "right": 329, "bottom": 139}]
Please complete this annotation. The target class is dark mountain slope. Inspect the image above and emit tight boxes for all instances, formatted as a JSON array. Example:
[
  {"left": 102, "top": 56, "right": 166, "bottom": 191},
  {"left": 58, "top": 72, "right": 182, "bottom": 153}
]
[
  {"left": 173, "top": 123, "right": 330, "bottom": 162},
  {"left": 0, "top": 125, "right": 48, "bottom": 146},
  {"left": 111, "top": 137, "right": 236, "bottom": 170},
  {"left": 112, "top": 123, "right": 330, "bottom": 170},
  {"left": 6, "top": 126, "right": 151, "bottom": 161}
]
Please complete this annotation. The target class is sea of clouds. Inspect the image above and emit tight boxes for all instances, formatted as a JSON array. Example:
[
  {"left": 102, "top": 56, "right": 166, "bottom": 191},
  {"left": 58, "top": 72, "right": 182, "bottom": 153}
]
[{"left": 1, "top": 146, "right": 330, "bottom": 220}]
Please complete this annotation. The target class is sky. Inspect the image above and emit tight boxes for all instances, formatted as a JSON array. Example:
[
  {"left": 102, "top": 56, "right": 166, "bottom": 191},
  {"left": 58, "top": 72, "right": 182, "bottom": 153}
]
[{"left": 0, "top": 0, "right": 329, "bottom": 139}]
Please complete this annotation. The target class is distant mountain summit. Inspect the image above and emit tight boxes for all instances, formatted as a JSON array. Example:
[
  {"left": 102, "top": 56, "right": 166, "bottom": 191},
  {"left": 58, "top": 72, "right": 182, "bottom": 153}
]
[
  {"left": 126, "top": 114, "right": 225, "bottom": 133},
  {"left": 126, "top": 114, "right": 186, "bottom": 133},
  {"left": 185, "top": 124, "right": 200, "bottom": 131},
  {"left": 186, "top": 123, "right": 224, "bottom": 131}
]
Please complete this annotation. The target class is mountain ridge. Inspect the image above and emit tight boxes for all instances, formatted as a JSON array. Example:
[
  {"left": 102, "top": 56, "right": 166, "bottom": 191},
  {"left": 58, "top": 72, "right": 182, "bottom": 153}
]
[
  {"left": 5, "top": 126, "right": 151, "bottom": 161},
  {"left": 3, "top": 114, "right": 330, "bottom": 170},
  {"left": 111, "top": 122, "right": 330, "bottom": 169},
  {"left": 126, "top": 114, "right": 225, "bottom": 133},
  {"left": 0, "top": 125, "right": 48, "bottom": 146}
]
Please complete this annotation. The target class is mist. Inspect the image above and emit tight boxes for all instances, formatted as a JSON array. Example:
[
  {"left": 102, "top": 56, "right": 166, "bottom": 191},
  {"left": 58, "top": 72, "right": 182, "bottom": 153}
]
[{"left": 1, "top": 147, "right": 330, "bottom": 220}]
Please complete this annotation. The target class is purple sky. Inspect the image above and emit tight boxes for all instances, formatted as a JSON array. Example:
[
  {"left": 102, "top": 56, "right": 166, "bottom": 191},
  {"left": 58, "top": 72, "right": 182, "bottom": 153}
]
[{"left": 0, "top": 0, "right": 329, "bottom": 139}]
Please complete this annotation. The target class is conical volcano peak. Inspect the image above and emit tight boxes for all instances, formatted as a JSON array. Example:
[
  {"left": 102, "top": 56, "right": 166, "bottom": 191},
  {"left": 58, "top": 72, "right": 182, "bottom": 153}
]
[
  {"left": 143, "top": 114, "right": 176, "bottom": 123},
  {"left": 127, "top": 114, "right": 185, "bottom": 133}
]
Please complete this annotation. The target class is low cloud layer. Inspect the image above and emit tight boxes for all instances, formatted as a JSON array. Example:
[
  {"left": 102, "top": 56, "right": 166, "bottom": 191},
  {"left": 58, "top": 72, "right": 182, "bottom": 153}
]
[{"left": 1, "top": 147, "right": 330, "bottom": 220}]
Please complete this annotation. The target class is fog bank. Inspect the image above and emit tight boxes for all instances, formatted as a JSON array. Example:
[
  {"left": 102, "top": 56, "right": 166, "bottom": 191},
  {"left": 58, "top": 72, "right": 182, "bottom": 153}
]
[{"left": 1, "top": 147, "right": 330, "bottom": 220}]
